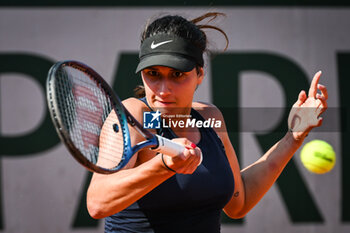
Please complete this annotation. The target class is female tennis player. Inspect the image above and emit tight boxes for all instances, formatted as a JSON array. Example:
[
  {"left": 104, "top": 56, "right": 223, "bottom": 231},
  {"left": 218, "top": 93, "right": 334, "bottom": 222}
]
[{"left": 86, "top": 12, "right": 328, "bottom": 232}]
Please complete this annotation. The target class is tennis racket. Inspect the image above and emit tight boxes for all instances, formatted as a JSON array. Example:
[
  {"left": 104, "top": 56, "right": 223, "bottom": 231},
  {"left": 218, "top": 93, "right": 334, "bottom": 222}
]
[{"left": 46, "top": 60, "right": 199, "bottom": 174}]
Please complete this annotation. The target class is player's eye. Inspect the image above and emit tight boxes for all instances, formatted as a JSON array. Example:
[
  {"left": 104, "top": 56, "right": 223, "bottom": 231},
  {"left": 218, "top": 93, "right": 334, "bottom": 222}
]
[
  {"left": 172, "top": 71, "right": 183, "bottom": 78},
  {"left": 147, "top": 70, "right": 159, "bottom": 76}
]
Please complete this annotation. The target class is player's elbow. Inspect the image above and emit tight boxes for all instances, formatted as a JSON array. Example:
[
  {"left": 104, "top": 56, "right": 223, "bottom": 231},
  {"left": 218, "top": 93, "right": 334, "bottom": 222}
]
[
  {"left": 223, "top": 198, "right": 248, "bottom": 219},
  {"left": 224, "top": 206, "right": 248, "bottom": 219},
  {"left": 87, "top": 198, "right": 106, "bottom": 219},
  {"left": 224, "top": 210, "right": 248, "bottom": 219},
  {"left": 87, "top": 191, "right": 125, "bottom": 219},
  {"left": 86, "top": 190, "right": 114, "bottom": 219}
]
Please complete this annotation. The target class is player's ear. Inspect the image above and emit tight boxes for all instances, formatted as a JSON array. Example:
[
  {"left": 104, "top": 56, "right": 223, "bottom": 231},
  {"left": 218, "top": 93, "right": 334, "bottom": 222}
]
[{"left": 196, "top": 67, "right": 204, "bottom": 85}]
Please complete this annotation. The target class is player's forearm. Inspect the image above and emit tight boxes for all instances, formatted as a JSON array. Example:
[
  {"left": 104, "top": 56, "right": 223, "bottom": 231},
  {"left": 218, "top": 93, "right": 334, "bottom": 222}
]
[
  {"left": 87, "top": 155, "right": 174, "bottom": 219},
  {"left": 237, "top": 131, "right": 304, "bottom": 216}
]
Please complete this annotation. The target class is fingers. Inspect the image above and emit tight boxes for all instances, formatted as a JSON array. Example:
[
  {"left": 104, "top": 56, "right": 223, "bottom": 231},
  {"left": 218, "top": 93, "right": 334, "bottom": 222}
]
[
  {"left": 172, "top": 138, "right": 194, "bottom": 149},
  {"left": 316, "top": 117, "right": 323, "bottom": 127},
  {"left": 316, "top": 83, "right": 328, "bottom": 106},
  {"left": 186, "top": 143, "right": 202, "bottom": 166},
  {"left": 315, "top": 83, "right": 328, "bottom": 116},
  {"left": 163, "top": 138, "right": 202, "bottom": 174},
  {"left": 315, "top": 94, "right": 328, "bottom": 118},
  {"left": 308, "top": 71, "right": 322, "bottom": 98},
  {"left": 190, "top": 147, "right": 203, "bottom": 166},
  {"left": 181, "top": 148, "right": 202, "bottom": 173},
  {"left": 317, "top": 83, "right": 328, "bottom": 100},
  {"left": 171, "top": 147, "right": 201, "bottom": 174},
  {"left": 182, "top": 146, "right": 202, "bottom": 171},
  {"left": 316, "top": 93, "right": 328, "bottom": 108},
  {"left": 288, "top": 71, "right": 328, "bottom": 137},
  {"left": 294, "top": 90, "right": 307, "bottom": 107}
]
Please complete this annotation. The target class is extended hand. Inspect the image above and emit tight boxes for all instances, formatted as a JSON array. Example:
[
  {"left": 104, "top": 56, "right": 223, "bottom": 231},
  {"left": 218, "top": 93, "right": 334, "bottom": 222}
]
[{"left": 288, "top": 71, "right": 328, "bottom": 140}]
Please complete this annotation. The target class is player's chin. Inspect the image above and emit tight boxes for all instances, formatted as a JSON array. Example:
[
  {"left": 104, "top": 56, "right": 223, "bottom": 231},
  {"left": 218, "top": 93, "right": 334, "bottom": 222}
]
[
  {"left": 153, "top": 102, "right": 178, "bottom": 113},
  {"left": 154, "top": 100, "right": 177, "bottom": 108}
]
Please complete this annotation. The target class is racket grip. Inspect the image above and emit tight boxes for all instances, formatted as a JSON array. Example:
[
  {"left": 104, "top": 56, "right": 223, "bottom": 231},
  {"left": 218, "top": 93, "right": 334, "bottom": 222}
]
[
  {"left": 153, "top": 135, "right": 185, "bottom": 157},
  {"left": 153, "top": 135, "right": 203, "bottom": 166}
]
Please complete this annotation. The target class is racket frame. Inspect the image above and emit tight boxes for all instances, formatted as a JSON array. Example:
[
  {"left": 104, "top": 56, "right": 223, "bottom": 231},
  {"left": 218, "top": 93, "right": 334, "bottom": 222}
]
[{"left": 46, "top": 60, "right": 184, "bottom": 174}]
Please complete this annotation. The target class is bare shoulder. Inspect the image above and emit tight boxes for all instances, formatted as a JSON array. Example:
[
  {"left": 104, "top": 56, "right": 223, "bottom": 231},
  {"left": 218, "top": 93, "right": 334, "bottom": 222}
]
[
  {"left": 122, "top": 97, "right": 150, "bottom": 122},
  {"left": 99, "top": 98, "right": 151, "bottom": 169},
  {"left": 192, "top": 101, "right": 225, "bottom": 121},
  {"left": 192, "top": 101, "right": 227, "bottom": 139},
  {"left": 122, "top": 97, "right": 145, "bottom": 106},
  {"left": 101, "top": 97, "right": 150, "bottom": 149}
]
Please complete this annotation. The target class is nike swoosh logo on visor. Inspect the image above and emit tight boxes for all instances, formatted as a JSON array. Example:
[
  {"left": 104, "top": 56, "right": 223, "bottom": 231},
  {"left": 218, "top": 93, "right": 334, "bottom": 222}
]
[{"left": 151, "top": 40, "right": 173, "bottom": 49}]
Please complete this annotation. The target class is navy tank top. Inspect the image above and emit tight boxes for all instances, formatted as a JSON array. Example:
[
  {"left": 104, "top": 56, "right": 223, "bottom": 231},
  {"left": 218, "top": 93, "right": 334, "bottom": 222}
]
[{"left": 105, "top": 98, "right": 234, "bottom": 233}]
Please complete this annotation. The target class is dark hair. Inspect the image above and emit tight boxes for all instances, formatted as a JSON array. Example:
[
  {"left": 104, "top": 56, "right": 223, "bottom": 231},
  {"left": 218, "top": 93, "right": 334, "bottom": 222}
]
[{"left": 134, "top": 12, "right": 228, "bottom": 98}]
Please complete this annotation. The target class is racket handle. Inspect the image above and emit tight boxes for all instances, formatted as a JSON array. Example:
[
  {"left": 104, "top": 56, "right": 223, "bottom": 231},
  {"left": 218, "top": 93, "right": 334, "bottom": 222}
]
[
  {"left": 153, "top": 135, "right": 203, "bottom": 166},
  {"left": 153, "top": 135, "right": 185, "bottom": 157}
]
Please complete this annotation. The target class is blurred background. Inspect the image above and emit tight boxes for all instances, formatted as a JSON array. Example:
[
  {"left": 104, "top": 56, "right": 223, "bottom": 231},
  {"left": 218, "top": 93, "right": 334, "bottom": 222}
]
[{"left": 0, "top": 1, "right": 349, "bottom": 232}]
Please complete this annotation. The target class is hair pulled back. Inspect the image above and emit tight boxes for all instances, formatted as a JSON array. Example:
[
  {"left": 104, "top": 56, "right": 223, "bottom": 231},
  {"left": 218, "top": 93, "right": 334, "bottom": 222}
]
[
  {"left": 134, "top": 12, "right": 228, "bottom": 98},
  {"left": 141, "top": 12, "right": 228, "bottom": 56}
]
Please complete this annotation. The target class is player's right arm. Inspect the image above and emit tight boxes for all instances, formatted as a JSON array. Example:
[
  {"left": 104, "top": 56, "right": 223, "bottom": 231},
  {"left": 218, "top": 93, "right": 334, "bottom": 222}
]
[
  {"left": 86, "top": 98, "right": 200, "bottom": 219},
  {"left": 87, "top": 98, "right": 172, "bottom": 219}
]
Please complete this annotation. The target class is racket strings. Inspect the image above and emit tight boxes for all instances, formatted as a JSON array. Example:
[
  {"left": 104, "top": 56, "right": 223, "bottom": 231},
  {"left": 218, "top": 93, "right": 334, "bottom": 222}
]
[
  {"left": 96, "top": 114, "right": 126, "bottom": 168},
  {"left": 98, "top": 135, "right": 125, "bottom": 166},
  {"left": 55, "top": 65, "right": 126, "bottom": 169}
]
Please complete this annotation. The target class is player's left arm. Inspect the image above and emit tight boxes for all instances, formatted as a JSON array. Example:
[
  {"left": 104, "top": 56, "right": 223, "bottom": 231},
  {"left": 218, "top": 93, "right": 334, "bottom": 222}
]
[
  {"left": 197, "top": 102, "right": 304, "bottom": 218},
  {"left": 196, "top": 71, "right": 328, "bottom": 218}
]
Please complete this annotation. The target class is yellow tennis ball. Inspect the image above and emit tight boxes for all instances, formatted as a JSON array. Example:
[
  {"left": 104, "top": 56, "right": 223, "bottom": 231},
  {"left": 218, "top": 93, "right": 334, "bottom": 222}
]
[{"left": 300, "top": 140, "right": 336, "bottom": 174}]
